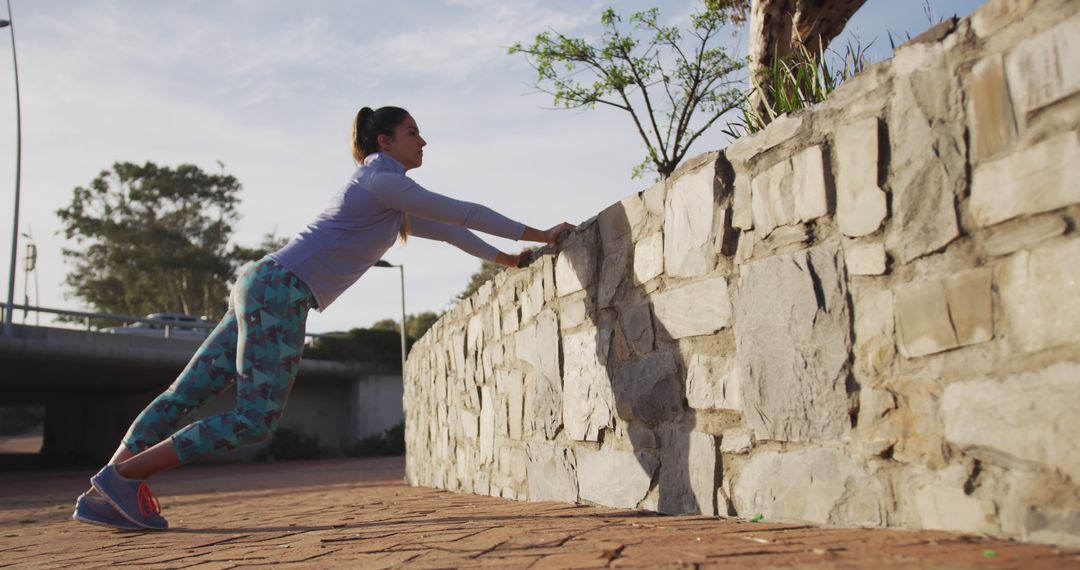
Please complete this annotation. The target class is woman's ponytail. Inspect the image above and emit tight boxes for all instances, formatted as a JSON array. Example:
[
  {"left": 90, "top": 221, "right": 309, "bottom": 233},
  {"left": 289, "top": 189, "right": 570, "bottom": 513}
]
[{"left": 351, "top": 107, "right": 375, "bottom": 164}]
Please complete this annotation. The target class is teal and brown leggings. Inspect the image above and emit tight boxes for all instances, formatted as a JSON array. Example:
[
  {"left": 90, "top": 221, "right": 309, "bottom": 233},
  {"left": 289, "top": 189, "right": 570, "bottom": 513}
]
[{"left": 122, "top": 257, "right": 316, "bottom": 464}]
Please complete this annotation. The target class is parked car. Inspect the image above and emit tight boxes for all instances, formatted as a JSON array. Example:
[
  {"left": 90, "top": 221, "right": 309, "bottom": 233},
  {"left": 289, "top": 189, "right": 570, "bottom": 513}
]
[{"left": 104, "top": 313, "right": 212, "bottom": 340}]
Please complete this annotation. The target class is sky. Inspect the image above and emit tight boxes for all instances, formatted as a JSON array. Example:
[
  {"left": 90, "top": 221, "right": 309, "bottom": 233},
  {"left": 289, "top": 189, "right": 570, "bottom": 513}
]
[{"left": 0, "top": 0, "right": 986, "bottom": 334}]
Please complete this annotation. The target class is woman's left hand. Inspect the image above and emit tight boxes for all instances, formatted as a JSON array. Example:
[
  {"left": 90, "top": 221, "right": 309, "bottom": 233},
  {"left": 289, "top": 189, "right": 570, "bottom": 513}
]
[{"left": 494, "top": 251, "right": 521, "bottom": 267}]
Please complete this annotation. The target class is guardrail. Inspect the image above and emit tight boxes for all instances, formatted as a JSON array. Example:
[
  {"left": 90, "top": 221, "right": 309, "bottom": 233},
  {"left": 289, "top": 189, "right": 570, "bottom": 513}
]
[{"left": 0, "top": 302, "right": 330, "bottom": 341}]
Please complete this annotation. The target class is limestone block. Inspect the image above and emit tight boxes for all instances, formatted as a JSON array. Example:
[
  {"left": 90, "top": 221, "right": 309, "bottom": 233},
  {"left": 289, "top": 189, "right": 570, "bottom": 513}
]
[
  {"left": 792, "top": 145, "right": 828, "bottom": 222},
  {"left": 855, "top": 387, "right": 898, "bottom": 455},
  {"left": 732, "top": 169, "right": 753, "bottom": 230},
  {"left": 627, "top": 421, "right": 658, "bottom": 450},
  {"left": 501, "top": 307, "right": 520, "bottom": 335},
  {"left": 968, "top": 55, "right": 1018, "bottom": 160},
  {"left": 734, "top": 228, "right": 756, "bottom": 264},
  {"left": 720, "top": 429, "right": 752, "bottom": 454},
  {"left": 633, "top": 177, "right": 661, "bottom": 213},
  {"left": 664, "top": 159, "right": 721, "bottom": 277},
  {"left": 554, "top": 232, "right": 597, "bottom": 297},
  {"left": 525, "top": 443, "right": 578, "bottom": 503},
  {"left": 597, "top": 249, "right": 628, "bottom": 308},
  {"left": 970, "top": 131, "right": 1080, "bottom": 227},
  {"left": 633, "top": 232, "right": 664, "bottom": 283},
  {"left": 735, "top": 243, "right": 852, "bottom": 442},
  {"left": 460, "top": 409, "right": 479, "bottom": 442},
  {"left": 656, "top": 428, "right": 719, "bottom": 516},
  {"left": 914, "top": 467, "right": 998, "bottom": 534},
  {"left": 992, "top": 468, "right": 1080, "bottom": 547},
  {"left": 559, "top": 296, "right": 588, "bottom": 330},
  {"left": 619, "top": 302, "right": 654, "bottom": 356},
  {"left": 971, "top": 0, "right": 1037, "bottom": 38},
  {"left": 479, "top": 386, "right": 495, "bottom": 465},
  {"left": 1004, "top": 15, "right": 1080, "bottom": 119},
  {"left": 844, "top": 241, "right": 887, "bottom": 276},
  {"left": 732, "top": 448, "right": 887, "bottom": 526},
  {"left": 749, "top": 145, "right": 827, "bottom": 238},
  {"left": 652, "top": 277, "right": 732, "bottom": 339},
  {"left": 598, "top": 194, "right": 646, "bottom": 247},
  {"left": 517, "top": 310, "right": 562, "bottom": 439},
  {"left": 577, "top": 448, "right": 657, "bottom": 509},
  {"left": 982, "top": 215, "right": 1067, "bottom": 257},
  {"left": 493, "top": 394, "right": 508, "bottom": 437},
  {"left": 756, "top": 223, "right": 810, "bottom": 258},
  {"left": 853, "top": 288, "right": 896, "bottom": 377},
  {"left": 475, "top": 280, "right": 493, "bottom": 306},
  {"left": 888, "top": 52, "right": 965, "bottom": 264},
  {"left": 887, "top": 377, "right": 948, "bottom": 468},
  {"left": 506, "top": 370, "right": 524, "bottom": 440},
  {"left": 562, "top": 328, "right": 615, "bottom": 442},
  {"left": 725, "top": 113, "right": 804, "bottom": 162},
  {"left": 750, "top": 157, "right": 794, "bottom": 238},
  {"left": 612, "top": 351, "right": 682, "bottom": 424},
  {"left": 541, "top": 254, "right": 556, "bottom": 303},
  {"left": 943, "top": 269, "right": 994, "bottom": 346},
  {"left": 943, "top": 362, "right": 1080, "bottom": 481},
  {"left": 998, "top": 238, "right": 1080, "bottom": 351},
  {"left": 520, "top": 273, "right": 544, "bottom": 323},
  {"left": 894, "top": 268, "right": 994, "bottom": 358},
  {"left": 835, "top": 118, "right": 887, "bottom": 237},
  {"left": 451, "top": 332, "right": 467, "bottom": 373},
  {"left": 685, "top": 354, "right": 740, "bottom": 411}
]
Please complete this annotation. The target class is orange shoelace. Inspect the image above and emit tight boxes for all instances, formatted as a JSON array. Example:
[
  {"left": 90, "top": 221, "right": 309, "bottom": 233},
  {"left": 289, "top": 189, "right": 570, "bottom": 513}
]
[{"left": 136, "top": 482, "right": 161, "bottom": 518}]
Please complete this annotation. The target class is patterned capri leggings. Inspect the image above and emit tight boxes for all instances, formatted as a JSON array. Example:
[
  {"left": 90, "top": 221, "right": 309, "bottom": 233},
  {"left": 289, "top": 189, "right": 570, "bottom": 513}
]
[{"left": 122, "top": 257, "right": 316, "bottom": 464}]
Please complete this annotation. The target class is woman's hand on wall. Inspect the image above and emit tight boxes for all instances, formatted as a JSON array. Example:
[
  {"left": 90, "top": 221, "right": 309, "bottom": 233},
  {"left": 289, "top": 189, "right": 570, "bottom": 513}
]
[
  {"left": 522, "top": 222, "right": 575, "bottom": 244},
  {"left": 494, "top": 251, "right": 521, "bottom": 267}
]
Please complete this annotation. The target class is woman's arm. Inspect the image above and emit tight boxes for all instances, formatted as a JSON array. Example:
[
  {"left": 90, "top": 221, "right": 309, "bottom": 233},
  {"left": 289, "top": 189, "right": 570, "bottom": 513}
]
[
  {"left": 368, "top": 173, "right": 526, "bottom": 240},
  {"left": 368, "top": 173, "right": 576, "bottom": 244},
  {"left": 408, "top": 217, "right": 502, "bottom": 261}
]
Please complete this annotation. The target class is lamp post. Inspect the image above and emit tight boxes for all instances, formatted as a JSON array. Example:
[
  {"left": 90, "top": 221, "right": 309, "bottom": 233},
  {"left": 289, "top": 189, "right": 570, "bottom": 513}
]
[
  {"left": 1, "top": 0, "right": 22, "bottom": 337},
  {"left": 374, "top": 259, "right": 407, "bottom": 376},
  {"left": 20, "top": 230, "right": 35, "bottom": 324}
]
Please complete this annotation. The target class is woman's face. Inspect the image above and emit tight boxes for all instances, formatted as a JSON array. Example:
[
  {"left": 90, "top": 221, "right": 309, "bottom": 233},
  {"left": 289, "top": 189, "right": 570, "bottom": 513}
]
[{"left": 378, "top": 114, "right": 426, "bottom": 171}]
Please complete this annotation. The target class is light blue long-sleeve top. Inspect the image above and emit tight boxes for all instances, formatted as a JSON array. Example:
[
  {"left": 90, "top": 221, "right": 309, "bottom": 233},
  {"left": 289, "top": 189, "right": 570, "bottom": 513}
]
[{"left": 269, "top": 152, "right": 526, "bottom": 311}]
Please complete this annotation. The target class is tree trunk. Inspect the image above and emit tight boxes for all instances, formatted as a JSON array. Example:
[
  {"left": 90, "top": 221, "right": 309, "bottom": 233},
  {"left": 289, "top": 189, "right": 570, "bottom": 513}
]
[{"left": 747, "top": 0, "right": 866, "bottom": 120}]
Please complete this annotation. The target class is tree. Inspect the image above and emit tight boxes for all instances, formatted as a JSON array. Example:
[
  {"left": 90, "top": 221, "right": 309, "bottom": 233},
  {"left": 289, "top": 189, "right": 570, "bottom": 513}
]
[
  {"left": 406, "top": 311, "right": 440, "bottom": 340},
  {"left": 743, "top": 0, "right": 867, "bottom": 121},
  {"left": 56, "top": 161, "right": 268, "bottom": 320},
  {"left": 372, "top": 311, "right": 441, "bottom": 342},
  {"left": 230, "top": 232, "right": 290, "bottom": 266},
  {"left": 456, "top": 260, "right": 504, "bottom": 301},
  {"left": 510, "top": 5, "right": 745, "bottom": 179}
]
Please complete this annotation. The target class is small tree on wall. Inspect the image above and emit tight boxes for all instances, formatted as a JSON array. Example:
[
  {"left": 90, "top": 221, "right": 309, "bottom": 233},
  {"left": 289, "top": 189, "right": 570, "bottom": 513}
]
[
  {"left": 740, "top": 0, "right": 868, "bottom": 123},
  {"left": 510, "top": 4, "right": 746, "bottom": 179}
]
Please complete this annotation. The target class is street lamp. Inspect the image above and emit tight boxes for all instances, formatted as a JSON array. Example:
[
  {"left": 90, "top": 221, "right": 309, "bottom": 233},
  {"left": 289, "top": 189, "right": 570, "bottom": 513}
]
[
  {"left": 1, "top": 0, "right": 23, "bottom": 337},
  {"left": 20, "top": 230, "right": 35, "bottom": 324},
  {"left": 374, "top": 259, "right": 407, "bottom": 376}
]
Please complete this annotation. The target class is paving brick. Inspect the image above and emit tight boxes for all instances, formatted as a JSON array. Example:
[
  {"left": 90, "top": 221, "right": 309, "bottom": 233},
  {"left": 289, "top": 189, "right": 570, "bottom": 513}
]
[{"left": 0, "top": 456, "right": 1074, "bottom": 568}]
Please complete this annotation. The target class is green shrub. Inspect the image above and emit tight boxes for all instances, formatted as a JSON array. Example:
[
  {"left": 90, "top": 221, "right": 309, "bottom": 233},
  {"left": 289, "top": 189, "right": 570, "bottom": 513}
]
[
  {"left": 725, "top": 37, "right": 871, "bottom": 138},
  {"left": 304, "top": 328, "right": 407, "bottom": 371},
  {"left": 343, "top": 421, "right": 405, "bottom": 458},
  {"left": 266, "top": 427, "right": 323, "bottom": 460}
]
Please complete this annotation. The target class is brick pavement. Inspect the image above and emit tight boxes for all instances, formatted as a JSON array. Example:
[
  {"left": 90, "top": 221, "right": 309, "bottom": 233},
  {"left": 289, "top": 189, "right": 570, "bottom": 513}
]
[{"left": 0, "top": 457, "right": 1077, "bottom": 569}]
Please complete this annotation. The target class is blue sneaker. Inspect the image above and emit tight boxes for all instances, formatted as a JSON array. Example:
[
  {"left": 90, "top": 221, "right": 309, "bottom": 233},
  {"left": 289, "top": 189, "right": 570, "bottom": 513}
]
[
  {"left": 90, "top": 465, "right": 169, "bottom": 530},
  {"left": 72, "top": 492, "right": 142, "bottom": 531}
]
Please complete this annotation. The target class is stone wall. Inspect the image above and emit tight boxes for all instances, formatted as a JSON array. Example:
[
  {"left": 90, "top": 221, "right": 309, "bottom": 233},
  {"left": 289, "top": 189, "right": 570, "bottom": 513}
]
[{"left": 403, "top": 0, "right": 1080, "bottom": 547}]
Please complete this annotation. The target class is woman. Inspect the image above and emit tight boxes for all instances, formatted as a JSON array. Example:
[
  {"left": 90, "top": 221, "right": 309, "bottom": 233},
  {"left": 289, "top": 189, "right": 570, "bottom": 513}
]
[{"left": 72, "top": 106, "right": 575, "bottom": 530}]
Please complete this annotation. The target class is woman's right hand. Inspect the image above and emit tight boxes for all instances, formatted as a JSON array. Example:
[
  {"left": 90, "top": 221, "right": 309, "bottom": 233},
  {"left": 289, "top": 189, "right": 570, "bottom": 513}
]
[{"left": 542, "top": 222, "right": 575, "bottom": 244}]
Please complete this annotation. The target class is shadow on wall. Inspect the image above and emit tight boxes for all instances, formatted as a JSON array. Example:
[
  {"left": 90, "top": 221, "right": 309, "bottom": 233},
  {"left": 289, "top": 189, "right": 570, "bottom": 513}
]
[{"left": 546, "top": 152, "right": 741, "bottom": 516}]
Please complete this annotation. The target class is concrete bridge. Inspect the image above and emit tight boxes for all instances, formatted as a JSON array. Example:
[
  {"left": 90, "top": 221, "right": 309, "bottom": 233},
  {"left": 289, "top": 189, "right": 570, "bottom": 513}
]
[{"left": 0, "top": 323, "right": 404, "bottom": 464}]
